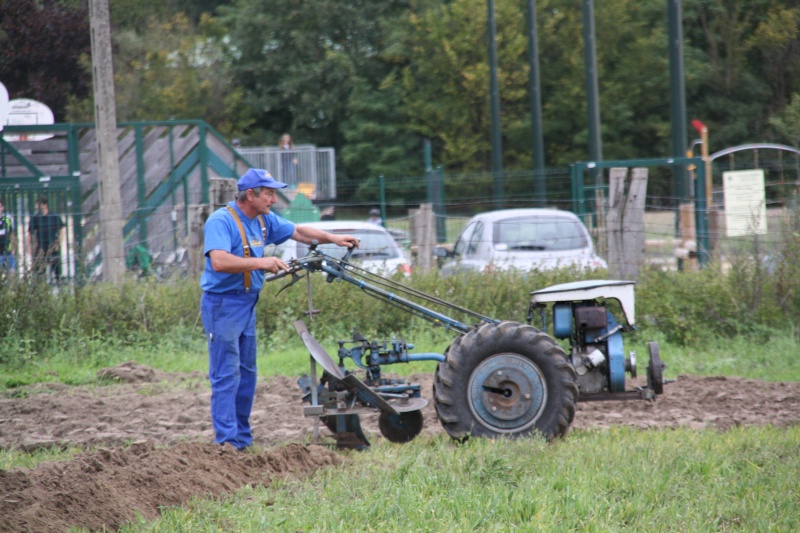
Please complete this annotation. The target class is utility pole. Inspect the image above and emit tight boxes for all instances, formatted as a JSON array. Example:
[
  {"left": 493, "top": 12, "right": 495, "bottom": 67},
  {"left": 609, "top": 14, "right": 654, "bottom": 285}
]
[{"left": 89, "top": 0, "right": 126, "bottom": 282}]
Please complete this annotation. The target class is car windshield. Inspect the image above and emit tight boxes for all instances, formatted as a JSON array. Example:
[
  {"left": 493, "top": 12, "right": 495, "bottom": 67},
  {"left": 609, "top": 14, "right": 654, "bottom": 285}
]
[
  {"left": 297, "top": 229, "right": 399, "bottom": 260},
  {"left": 493, "top": 216, "right": 589, "bottom": 251}
]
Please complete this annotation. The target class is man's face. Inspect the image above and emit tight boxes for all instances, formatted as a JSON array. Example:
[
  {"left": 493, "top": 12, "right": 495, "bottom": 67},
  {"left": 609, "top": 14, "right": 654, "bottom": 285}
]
[{"left": 250, "top": 188, "right": 278, "bottom": 215}]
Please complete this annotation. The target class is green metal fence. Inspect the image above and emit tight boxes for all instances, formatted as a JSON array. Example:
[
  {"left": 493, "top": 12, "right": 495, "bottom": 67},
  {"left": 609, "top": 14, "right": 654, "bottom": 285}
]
[{"left": 0, "top": 120, "right": 253, "bottom": 281}]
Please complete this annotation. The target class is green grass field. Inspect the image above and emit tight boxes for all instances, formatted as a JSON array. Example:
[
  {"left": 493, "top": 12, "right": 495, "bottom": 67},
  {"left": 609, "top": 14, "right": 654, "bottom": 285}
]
[{"left": 115, "top": 427, "right": 799, "bottom": 532}]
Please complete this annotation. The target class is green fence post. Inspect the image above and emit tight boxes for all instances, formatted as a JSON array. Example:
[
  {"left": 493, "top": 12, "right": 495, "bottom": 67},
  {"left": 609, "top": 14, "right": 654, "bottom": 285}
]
[
  {"left": 134, "top": 124, "right": 147, "bottom": 246},
  {"left": 66, "top": 125, "right": 83, "bottom": 249},
  {"left": 694, "top": 160, "right": 710, "bottom": 267},
  {"left": 426, "top": 164, "right": 446, "bottom": 242},
  {"left": 379, "top": 175, "right": 386, "bottom": 227},
  {"left": 570, "top": 163, "right": 587, "bottom": 217},
  {"left": 199, "top": 122, "right": 209, "bottom": 204},
  {"left": 436, "top": 167, "right": 447, "bottom": 243}
]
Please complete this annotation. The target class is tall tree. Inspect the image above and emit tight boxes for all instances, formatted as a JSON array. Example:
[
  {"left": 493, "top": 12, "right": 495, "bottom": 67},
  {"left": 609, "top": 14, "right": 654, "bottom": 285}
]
[
  {"left": 109, "top": 0, "right": 233, "bottom": 31},
  {"left": 769, "top": 92, "right": 800, "bottom": 148},
  {"left": 0, "top": 0, "right": 91, "bottom": 121},
  {"left": 683, "top": 0, "right": 774, "bottom": 148},
  {"left": 217, "top": 0, "right": 410, "bottom": 164},
  {"left": 341, "top": 74, "right": 421, "bottom": 184},
  {"left": 749, "top": 3, "right": 800, "bottom": 113},
  {"left": 390, "top": 0, "right": 676, "bottom": 172},
  {"left": 394, "top": 0, "right": 531, "bottom": 173},
  {"left": 67, "top": 13, "right": 253, "bottom": 137}
]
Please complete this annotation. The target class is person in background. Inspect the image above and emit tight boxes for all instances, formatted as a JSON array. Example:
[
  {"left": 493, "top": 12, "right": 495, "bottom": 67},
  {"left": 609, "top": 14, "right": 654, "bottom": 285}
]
[
  {"left": 367, "top": 208, "right": 383, "bottom": 226},
  {"left": 0, "top": 199, "right": 17, "bottom": 271},
  {"left": 201, "top": 168, "right": 359, "bottom": 451},
  {"left": 28, "top": 197, "right": 65, "bottom": 282},
  {"left": 278, "top": 133, "right": 298, "bottom": 184}
]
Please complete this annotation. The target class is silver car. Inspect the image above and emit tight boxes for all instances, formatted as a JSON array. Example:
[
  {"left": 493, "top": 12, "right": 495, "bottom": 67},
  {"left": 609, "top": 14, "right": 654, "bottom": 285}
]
[
  {"left": 273, "top": 220, "right": 412, "bottom": 276},
  {"left": 437, "top": 208, "right": 607, "bottom": 276}
]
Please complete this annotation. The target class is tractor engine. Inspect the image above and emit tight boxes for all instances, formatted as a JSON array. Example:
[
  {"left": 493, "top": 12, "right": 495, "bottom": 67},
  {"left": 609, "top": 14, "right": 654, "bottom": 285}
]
[
  {"left": 551, "top": 302, "right": 635, "bottom": 396},
  {"left": 530, "top": 279, "right": 661, "bottom": 402}
]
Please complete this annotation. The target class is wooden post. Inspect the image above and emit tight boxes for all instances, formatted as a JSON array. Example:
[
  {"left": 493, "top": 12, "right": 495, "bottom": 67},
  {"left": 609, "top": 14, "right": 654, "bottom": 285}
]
[
  {"left": 188, "top": 204, "right": 211, "bottom": 279},
  {"left": 209, "top": 178, "right": 237, "bottom": 210},
  {"left": 183, "top": 179, "right": 235, "bottom": 279},
  {"left": 606, "top": 167, "right": 648, "bottom": 280},
  {"left": 606, "top": 168, "right": 626, "bottom": 278},
  {"left": 594, "top": 187, "right": 607, "bottom": 258},
  {"left": 679, "top": 202, "right": 697, "bottom": 270},
  {"left": 412, "top": 204, "right": 436, "bottom": 272},
  {"left": 622, "top": 168, "right": 648, "bottom": 276},
  {"left": 408, "top": 208, "right": 419, "bottom": 249}
]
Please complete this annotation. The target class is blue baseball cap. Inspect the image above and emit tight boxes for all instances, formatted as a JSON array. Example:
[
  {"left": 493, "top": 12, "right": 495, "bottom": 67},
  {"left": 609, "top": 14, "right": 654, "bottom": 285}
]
[{"left": 237, "top": 168, "right": 288, "bottom": 191}]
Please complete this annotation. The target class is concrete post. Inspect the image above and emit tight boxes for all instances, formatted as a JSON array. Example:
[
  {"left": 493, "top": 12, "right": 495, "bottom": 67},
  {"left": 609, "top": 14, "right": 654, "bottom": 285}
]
[{"left": 89, "top": 0, "right": 125, "bottom": 282}]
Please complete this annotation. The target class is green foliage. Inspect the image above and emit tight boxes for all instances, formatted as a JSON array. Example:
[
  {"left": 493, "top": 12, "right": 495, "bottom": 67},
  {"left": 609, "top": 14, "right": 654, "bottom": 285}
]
[
  {"left": 218, "top": 0, "right": 410, "bottom": 151},
  {"left": 769, "top": 92, "right": 800, "bottom": 146},
  {"left": 5, "top": 225, "right": 800, "bottom": 373},
  {"left": 0, "top": 277, "right": 200, "bottom": 369},
  {"left": 341, "top": 76, "right": 422, "bottom": 183},
  {"left": 683, "top": 0, "right": 781, "bottom": 149},
  {"left": 636, "top": 218, "right": 800, "bottom": 346},
  {"left": 11, "top": 0, "right": 800, "bottom": 192},
  {"left": 637, "top": 329, "right": 800, "bottom": 381},
  {"left": 67, "top": 13, "right": 253, "bottom": 137},
  {"left": 4, "top": 217, "right": 800, "bottom": 378},
  {"left": 109, "top": 0, "right": 232, "bottom": 31}
]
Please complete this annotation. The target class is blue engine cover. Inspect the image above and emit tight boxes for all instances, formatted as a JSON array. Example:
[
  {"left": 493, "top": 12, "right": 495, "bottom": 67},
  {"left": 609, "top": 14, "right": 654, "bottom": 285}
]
[
  {"left": 553, "top": 303, "right": 573, "bottom": 339},
  {"left": 584, "top": 312, "right": 626, "bottom": 392}
]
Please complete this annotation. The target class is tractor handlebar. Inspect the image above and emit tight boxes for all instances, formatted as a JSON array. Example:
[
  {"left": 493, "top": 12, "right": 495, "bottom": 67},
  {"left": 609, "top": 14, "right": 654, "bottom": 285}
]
[
  {"left": 263, "top": 238, "right": 359, "bottom": 284},
  {"left": 262, "top": 265, "right": 297, "bottom": 283}
]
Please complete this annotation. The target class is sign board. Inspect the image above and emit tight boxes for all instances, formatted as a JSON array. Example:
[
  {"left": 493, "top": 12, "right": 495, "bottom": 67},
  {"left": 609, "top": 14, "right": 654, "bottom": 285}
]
[
  {"left": 722, "top": 169, "right": 767, "bottom": 237},
  {"left": 0, "top": 82, "right": 8, "bottom": 131},
  {"left": 2, "top": 98, "right": 55, "bottom": 141}
]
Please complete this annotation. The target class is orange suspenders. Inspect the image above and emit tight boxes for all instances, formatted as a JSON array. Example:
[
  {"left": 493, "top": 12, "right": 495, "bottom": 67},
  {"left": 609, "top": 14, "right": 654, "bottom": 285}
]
[{"left": 226, "top": 206, "right": 267, "bottom": 293}]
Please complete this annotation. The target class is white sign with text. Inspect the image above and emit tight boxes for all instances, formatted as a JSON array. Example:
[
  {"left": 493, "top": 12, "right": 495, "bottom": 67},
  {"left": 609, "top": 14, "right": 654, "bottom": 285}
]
[{"left": 722, "top": 169, "right": 767, "bottom": 237}]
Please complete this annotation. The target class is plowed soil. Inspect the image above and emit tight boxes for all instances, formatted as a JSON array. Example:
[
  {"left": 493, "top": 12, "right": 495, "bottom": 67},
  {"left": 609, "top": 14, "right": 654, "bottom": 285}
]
[{"left": 1, "top": 361, "right": 799, "bottom": 532}]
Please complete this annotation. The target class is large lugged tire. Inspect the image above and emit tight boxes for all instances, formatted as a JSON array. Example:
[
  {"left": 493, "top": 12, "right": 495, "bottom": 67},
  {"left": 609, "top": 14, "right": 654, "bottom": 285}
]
[{"left": 434, "top": 321, "right": 578, "bottom": 441}]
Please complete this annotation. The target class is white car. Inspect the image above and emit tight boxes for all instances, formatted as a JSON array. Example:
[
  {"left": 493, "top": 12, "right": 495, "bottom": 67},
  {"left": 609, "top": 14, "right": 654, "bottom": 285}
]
[
  {"left": 437, "top": 208, "right": 607, "bottom": 276},
  {"left": 273, "top": 221, "right": 412, "bottom": 276}
]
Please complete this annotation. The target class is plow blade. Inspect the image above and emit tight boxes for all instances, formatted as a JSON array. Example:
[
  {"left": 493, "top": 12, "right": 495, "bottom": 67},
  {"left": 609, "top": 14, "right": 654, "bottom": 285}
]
[
  {"left": 343, "top": 374, "right": 398, "bottom": 415},
  {"left": 294, "top": 320, "right": 345, "bottom": 380},
  {"left": 295, "top": 320, "right": 399, "bottom": 415}
]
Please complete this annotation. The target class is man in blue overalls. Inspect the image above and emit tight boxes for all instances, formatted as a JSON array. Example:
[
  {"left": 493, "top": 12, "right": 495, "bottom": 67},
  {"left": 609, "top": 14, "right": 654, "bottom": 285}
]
[{"left": 201, "top": 168, "right": 358, "bottom": 450}]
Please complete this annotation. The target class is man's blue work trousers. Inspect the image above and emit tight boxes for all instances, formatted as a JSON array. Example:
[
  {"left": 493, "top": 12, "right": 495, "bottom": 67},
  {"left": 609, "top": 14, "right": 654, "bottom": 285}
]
[{"left": 201, "top": 290, "right": 260, "bottom": 449}]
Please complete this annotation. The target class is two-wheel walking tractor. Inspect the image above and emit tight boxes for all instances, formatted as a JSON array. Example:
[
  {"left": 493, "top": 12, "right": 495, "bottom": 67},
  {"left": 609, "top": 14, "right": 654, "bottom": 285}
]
[{"left": 267, "top": 244, "right": 666, "bottom": 449}]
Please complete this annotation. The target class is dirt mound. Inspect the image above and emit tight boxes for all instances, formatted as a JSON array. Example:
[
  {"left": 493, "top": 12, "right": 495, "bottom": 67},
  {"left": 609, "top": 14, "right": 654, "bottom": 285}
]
[
  {"left": 1, "top": 361, "right": 798, "bottom": 532},
  {"left": 0, "top": 441, "right": 342, "bottom": 533}
]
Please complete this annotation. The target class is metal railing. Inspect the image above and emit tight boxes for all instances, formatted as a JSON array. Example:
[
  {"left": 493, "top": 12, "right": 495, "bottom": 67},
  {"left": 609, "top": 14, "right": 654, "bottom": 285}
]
[{"left": 237, "top": 145, "right": 336, "bottom": 200}]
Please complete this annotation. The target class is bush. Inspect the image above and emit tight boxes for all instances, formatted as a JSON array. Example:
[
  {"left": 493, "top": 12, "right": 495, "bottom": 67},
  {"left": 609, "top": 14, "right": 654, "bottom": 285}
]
[{"left": 4, "top": 225, "right": 800, "bottom": 369}]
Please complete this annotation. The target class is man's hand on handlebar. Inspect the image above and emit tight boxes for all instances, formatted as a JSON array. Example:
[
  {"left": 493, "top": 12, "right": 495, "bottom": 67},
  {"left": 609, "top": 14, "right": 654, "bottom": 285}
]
[
  {"left": 330, "top": 234, "right": 360, "bottom": 249},
  {"left": 261, "top": 256, "right": 291, "bottom": 274}
]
